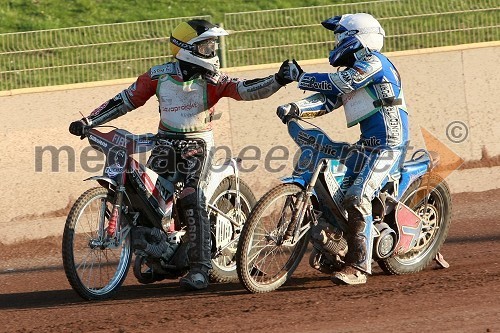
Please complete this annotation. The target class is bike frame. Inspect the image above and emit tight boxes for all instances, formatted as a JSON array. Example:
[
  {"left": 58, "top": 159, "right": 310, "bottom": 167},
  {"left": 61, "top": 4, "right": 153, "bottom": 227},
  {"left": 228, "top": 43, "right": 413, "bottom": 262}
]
[
  {"left": 83, "top": 127, "right": 246, "bottom": 248},
  {"left": 280, "top": 119, "right": 435, "bottom": 242}
]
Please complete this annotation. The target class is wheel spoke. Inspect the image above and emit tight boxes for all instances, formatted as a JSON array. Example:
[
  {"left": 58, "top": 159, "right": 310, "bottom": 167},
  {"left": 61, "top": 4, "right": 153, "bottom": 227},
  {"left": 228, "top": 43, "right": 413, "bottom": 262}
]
[
  {"left": 395, "top": 185, "right": 446, "bottom": 263},
  {"left": 208, "top": 178, "right": 255, "bottom": 282},
  {"left": 62, "top": 187, "right": 131, "bottom": 300},
  {"left": 237, "top": 184, "right": 310, "bottom": 293}
]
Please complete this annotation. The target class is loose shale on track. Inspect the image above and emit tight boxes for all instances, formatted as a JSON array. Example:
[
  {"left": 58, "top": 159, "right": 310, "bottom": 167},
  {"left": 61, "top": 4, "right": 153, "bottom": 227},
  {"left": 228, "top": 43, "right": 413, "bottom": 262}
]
[{"left": 1, "top": 189, "right": 499, "bottom": 333}]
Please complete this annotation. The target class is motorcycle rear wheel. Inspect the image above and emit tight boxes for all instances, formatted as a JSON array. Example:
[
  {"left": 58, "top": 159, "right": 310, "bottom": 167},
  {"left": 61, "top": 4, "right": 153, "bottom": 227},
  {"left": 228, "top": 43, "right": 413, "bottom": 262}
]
[
  {"left": 236, "top": 184, "right": 310, "bottom": 293},
  {"left": 209, "top": 176, "right": 256, "bottom": 283},
  {"left": 378, "top": 173, "right": 452, "bottom": 274},
  {"left": 62, "top": 187, "right": 132, "bottom": 300}
]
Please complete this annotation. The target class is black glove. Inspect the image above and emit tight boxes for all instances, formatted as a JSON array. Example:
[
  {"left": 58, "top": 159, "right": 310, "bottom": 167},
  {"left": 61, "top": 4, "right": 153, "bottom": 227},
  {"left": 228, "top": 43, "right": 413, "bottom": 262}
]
[
  {"left": 284, "top": 59, "right": 304, "bottom": 82},
  {"left": 276, "top": 103, "right": 299, "bottom": 124},
  {"left": 69, "top": 119, "right": 88, "bottom": 137},
  {"left": 275, "top": 59, "right": 293, "bottom": 86}
]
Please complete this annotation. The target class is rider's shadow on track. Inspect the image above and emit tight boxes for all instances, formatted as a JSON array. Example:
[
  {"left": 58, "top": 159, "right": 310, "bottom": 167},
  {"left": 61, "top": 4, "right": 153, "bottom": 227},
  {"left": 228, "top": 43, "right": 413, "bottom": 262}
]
[
  {"left": 0, "top": 263, "right": 449, "bottom": 310},
  {"left": 0, "top": 278, "right": 258, "bottom": 310},
  {"left": 0, "top": 268, "right": 341, "bottom": 310}
]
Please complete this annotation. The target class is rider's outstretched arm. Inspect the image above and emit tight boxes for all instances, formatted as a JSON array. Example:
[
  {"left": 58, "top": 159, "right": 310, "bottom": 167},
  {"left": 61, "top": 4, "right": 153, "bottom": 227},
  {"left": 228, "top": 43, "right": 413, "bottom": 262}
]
[
  {"left": 276, "top": 93, "right": 342, "bottom": 123},
  {"left": 86, "top": 70, "right": 158, "bottom": 126}
]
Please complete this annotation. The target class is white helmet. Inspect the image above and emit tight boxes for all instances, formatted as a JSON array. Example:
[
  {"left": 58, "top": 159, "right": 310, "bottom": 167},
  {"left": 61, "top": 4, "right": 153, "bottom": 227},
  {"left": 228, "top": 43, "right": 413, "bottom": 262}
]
[
  {"left": 170, "top": 19, "right": 229, "bottom": 73},
  {"left": 322, "top": 13, "right": 385, "bottom": 67}
]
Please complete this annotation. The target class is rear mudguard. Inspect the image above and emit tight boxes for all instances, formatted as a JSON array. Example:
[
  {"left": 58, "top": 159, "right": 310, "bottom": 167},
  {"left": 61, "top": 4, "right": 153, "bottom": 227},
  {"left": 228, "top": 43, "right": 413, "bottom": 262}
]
[
  {"left": 204, "top": 158, "right": 243, "bottom": 202},
  {"left": 389, "top": 151, "right": 436, "bottom": 253},
  {"left": 397, "top": 149, "right": 436, "bottom": 200}
]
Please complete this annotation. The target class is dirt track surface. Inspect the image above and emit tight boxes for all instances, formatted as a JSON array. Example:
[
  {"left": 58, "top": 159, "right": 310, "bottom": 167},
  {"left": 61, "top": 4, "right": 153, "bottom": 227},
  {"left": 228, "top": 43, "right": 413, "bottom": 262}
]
[{"left": 1, "top": 189, "right": 499, "bottom": 333}]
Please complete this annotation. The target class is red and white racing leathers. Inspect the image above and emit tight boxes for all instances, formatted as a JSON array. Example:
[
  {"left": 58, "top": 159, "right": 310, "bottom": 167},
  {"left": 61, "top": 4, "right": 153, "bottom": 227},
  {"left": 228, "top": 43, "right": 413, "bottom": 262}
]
[
  {"left": 87, "top": 61, "right": 283, "bottom": 133},
  {"left": 86, "top": 61, "right": 284, "bottom": 272}
]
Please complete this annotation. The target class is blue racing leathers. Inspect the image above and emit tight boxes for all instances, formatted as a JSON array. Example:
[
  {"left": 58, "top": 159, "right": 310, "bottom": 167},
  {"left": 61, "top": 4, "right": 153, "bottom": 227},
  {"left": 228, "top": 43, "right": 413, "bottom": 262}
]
[{"left": 283, "top": 49, "right": 409, "bottom": 273}]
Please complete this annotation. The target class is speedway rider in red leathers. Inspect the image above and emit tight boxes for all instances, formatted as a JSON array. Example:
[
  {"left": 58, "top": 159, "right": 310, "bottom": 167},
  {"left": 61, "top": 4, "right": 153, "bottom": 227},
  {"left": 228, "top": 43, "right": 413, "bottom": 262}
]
[{"left": 69, "top": 19, "right": 292, "bottom": 291}]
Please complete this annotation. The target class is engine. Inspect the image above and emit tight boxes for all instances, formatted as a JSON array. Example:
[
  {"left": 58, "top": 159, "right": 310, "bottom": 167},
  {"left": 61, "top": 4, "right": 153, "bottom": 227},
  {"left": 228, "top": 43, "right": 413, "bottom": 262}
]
[
  {"left": 309, "top": 219, "right": 348, "bottom": 274},
  {"left": 308, "top": 218, "right": 397, "bottom": 274},
  {"left": 132, "top": 226, "right": 181, "bottom": 262}
]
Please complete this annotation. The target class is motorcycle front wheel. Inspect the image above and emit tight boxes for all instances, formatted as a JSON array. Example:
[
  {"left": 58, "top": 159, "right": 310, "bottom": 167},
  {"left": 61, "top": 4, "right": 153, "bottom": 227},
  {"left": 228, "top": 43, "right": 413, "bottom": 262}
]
[
  {"left": 236, "top": 184, "right": 310, "bottom": 293},
  {"left": 209, "top": 176, "right": 256, "bottom": 283},
  {"left": 62, "top": 187, "right": 132, "bottom": 300}
]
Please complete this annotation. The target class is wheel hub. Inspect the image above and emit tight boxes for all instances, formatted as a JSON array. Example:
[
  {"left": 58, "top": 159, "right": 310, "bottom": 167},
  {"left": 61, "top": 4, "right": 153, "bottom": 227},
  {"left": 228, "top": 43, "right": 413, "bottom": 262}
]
[{"left": 412, "top": 204, "right": 439, "bottom": 251}]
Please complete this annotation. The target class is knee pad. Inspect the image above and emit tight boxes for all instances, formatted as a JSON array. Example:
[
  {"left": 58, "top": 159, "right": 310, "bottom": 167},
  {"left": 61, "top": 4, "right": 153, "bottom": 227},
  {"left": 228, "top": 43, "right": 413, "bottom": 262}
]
[
  {"left": 342, "top": 194, "right": 371, "bottom": 218},
  {"left": 179, "top": 187, "right": 196, "bottom": 203},
  {"left": 342, "top": 194, "right": 361, "bottom": 212}
]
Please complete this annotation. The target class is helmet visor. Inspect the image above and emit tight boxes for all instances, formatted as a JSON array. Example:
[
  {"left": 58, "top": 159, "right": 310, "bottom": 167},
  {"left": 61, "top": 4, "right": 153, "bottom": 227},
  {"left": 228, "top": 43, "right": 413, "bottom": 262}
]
[
  {"left": 333, "top": 30, "right": 358, "bottom": 49},
  {"left": 194, "top": 39, "right": 218, "bottom": 58}
]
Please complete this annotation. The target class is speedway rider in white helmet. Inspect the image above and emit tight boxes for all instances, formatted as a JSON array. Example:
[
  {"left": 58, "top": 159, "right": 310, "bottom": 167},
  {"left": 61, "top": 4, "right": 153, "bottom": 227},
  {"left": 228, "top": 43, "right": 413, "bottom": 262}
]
[
  {"left": 277, "top": 13, "right": 410, "bottom": 285},
  {"left": 69, "top": 19, "right": 292, "bottom": 291}
]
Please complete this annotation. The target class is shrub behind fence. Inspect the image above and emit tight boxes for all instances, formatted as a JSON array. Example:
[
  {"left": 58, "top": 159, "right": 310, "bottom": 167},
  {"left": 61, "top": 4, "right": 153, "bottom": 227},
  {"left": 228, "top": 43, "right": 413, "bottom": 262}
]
[{"left": 1, "top": 0, "right": 498, "bottom": 91}]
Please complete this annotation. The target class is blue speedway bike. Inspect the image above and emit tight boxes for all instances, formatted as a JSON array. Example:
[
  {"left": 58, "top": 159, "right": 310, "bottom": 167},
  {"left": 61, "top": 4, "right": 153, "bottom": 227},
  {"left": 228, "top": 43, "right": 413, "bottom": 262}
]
[{"left": 236, "top": 116, "right": 451, "bottom": 293}]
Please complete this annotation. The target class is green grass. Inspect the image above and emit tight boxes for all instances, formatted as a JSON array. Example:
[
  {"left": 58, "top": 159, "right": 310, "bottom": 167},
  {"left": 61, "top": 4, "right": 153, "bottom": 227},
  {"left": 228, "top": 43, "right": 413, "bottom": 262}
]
[{"left": 0, "top": 0, "right": 345, "bottom": 33}]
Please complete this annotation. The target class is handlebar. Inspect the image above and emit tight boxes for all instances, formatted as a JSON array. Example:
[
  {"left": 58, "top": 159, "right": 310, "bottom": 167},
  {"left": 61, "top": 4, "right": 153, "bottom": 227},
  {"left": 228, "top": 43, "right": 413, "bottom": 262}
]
[{"left": 284, "top": 114, "right": 301, "bottom": 124}]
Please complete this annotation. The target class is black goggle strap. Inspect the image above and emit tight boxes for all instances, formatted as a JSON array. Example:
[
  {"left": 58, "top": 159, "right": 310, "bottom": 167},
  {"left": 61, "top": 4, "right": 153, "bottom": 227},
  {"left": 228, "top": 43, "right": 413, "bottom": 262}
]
[
  {"left": 170, "top": 35, "right": 196, "bottom": 52},
  {"left": 170, "top": 35, "right": 216, "bottom": 58}
]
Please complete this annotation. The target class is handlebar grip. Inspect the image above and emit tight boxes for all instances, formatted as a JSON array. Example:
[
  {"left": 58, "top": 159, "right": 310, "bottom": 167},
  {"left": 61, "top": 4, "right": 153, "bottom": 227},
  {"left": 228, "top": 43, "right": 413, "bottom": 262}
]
[
  {"left": 284, "top": 114, "right": 300, "bottom": 124},
  {"left": 80, "top": 126, "right": 91, "bottom": 140}
]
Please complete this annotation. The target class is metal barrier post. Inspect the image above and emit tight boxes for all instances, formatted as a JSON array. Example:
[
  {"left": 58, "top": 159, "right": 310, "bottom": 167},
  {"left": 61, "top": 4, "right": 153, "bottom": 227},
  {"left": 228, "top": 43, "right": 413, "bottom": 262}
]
[{"left": 218, "top": 22, "right": 227, "bottom": 68}]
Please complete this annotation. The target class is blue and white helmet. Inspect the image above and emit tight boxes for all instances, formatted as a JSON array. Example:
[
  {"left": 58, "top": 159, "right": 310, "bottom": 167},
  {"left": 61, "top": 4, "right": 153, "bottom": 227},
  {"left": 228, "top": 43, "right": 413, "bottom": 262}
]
[{"left": 322, "top": 13, "right": 385, "bottom": 67}]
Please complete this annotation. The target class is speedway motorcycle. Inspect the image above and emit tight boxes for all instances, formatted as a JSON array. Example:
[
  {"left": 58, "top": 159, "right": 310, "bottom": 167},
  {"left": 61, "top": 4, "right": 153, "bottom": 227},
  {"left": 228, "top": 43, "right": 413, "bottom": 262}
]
[
  {"left": 62, "top": 126, "right": 256, "bottom": 300},
  {"left": 236, "top": 116, "right": 451, "bottom": 293}
]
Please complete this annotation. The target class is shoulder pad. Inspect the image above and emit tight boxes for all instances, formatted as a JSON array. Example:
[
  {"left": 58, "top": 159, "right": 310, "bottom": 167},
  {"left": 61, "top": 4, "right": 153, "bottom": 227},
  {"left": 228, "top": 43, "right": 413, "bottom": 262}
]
[
  {"left": 353, "top": 54, "right": 382, "bottom": 74},
  {"left": 149, "top": 62, "right": 177, "bottom": 79}
]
